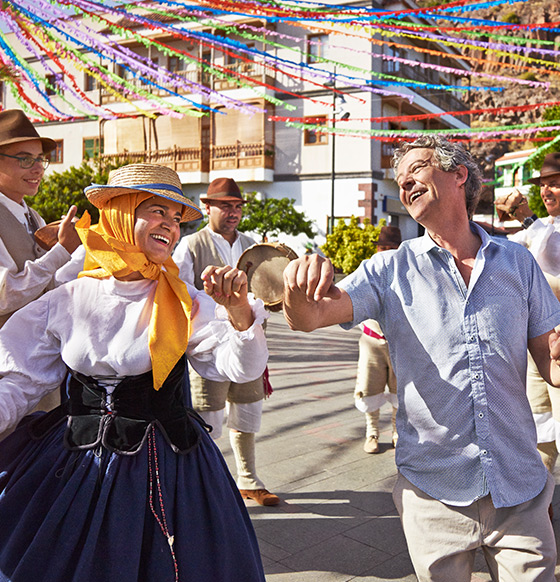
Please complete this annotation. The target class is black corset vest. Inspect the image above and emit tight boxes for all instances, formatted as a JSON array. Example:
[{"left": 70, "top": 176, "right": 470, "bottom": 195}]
[{"left": 28, "top": 356, "right": 208, "bottom": 455}]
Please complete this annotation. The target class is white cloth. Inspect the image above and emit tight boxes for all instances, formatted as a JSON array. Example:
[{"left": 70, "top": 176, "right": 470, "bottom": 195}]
[
  {"left": 510, "top": 215, "right": 560, "bottom": 445},
  {"left": 173, "top": 227, "right": 250, "bottom": 285},
  {"left": 54, "top": 245, "right": 86, "bottom": 285},
  {"left": 509, "top": 215, "right": 560, "bottom": 278},
  {"left": 0, "top": 276, "right": 268, "bottom": 434},
  {"left": 198, "top": 400, "right": 263, "bottom": 439},
  {"left": 0, "top": 193, "right": 71, "bottom": 316}
]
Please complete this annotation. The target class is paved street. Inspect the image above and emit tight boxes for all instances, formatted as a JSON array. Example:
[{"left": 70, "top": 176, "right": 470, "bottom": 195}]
[{"left": 216, "top": 311, "right": 560, "bottom": 582}]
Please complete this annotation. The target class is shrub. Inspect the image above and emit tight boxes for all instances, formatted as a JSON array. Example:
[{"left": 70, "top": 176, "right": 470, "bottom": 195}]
[{"left": 321, "top": 216, "right": 385, "bottom": 274}]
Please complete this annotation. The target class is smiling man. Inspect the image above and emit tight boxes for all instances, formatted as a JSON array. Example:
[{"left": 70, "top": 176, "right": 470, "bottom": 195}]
[
  {"left": 283, "top": 136, "right": 560, "bottom": 581},
  {"left": 0, "top": 109, "right": 81, "bottom": 436},
  {"left": 495, "top": 152, "right": 560, "bottom": 488},
  {"left": 174, "top": 178, "right": 279, "bottom": 506},
  {"left": 0, "top": 110, "right": 80, "bottom": 327}
]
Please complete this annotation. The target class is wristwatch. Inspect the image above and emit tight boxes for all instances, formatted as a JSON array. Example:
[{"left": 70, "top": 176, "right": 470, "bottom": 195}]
[{"left": 522, "top": 214, "right": 538, "bottom": 229}]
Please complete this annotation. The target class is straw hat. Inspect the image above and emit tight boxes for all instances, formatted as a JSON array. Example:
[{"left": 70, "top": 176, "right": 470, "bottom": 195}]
[
  {"left": 0, "top": 109, "right": 56, "bottom": 153},
  {"left": 200, "top": 177, "right": 246, "bottom": 203},
  {"left": 528, "top": 152, "right": 560, "bottom": 185},
  {"left": 375, "top": 225, "right": 402, "bottom": 249},
  {"left": 84, "top": 163, "right": 203, "bottom": 222}
]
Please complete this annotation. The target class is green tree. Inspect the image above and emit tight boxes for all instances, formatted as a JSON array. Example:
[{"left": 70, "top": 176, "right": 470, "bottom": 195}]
[
  {"left": 238, "top": 192, "right": 315, "bottom": 242},
  {"left": 25, "top": 159, "right": 124, "bottom": 223},
  {"left": 321, "top": 216, "right": 384, "bottom": 274}
]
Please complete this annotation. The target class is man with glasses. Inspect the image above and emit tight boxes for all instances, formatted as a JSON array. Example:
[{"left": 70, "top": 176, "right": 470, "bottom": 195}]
[
  {"left": 284, "top": 136, "right": 560, "bottom": 581},
  {"left": 495, "top": 152, "right": 560, "bottom": 488},
  {"left": 0, "top": 109, "right": 80, "bottom": 433},
  {"left": 0, "top": 109, "right": 80, "bottom": 327}
]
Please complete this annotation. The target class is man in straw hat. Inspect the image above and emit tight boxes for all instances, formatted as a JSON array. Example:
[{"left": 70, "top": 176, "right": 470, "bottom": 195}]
[
  {"left": 284, "top": 135, "right": 560, "bottom": 580},
  {"left": 0, "top": 109, "right": 81, "bottom": 433},
  {"left": 174, "top": 177, "right": 280, "bottom": 506},
  {"left": 354, "top": 225, "right": 401, "bottom": 454},
  {"left": 495, "top": 151, "right": 560, "bottom": 485}
]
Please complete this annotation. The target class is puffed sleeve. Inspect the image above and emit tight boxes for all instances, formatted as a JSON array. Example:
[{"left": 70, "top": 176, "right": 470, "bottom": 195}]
[
  {"left": 0, "top": 295, "right": 67, "bottom": 435},
  {"left": 186, "top": 283, "right": 269, "bottom": 383}
]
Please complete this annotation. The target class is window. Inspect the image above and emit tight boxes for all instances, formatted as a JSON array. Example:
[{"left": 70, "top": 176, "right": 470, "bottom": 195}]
[
  {"left": 83, "top": 137, "right": 104, "bottom": 159},
  {"left": 116, "top": 63, "right": 134, "bottom": 82},
  {"left": 384, "top": 46, "right": 407, "bottom": 75},
  {"left": 49, "top": 140, "right": 63, "bottom": 164},
  {"left": 84, "top": 73, "right": 98, "bottom": 92},
  {"left": 303, "top": 116, "right": 328, "bottom": 145},
  {"left": 169, "top": 56, "right": 187, "bottom": 74},
  {"left": 201, "top": 50, "right": 212, "bottom": 86},
  {"left": 226, "top": 43, "right": 254, "bottom": 70},
  {"left": 45, "top": 73, "right": 63, "bottom": 96},
  {"left": 307, "top": 34, "right": 329, "bottom": 64}
]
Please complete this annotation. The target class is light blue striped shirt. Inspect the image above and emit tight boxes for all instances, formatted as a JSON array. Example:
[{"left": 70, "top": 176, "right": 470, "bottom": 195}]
[{"left": 340, "top": 223, "right": 560, "bottom": 508}]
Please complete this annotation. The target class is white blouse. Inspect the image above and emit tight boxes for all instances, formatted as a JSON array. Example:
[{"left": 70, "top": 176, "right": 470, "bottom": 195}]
[{"left": 0, "top": 276, "right": 268, "bottom": 433}]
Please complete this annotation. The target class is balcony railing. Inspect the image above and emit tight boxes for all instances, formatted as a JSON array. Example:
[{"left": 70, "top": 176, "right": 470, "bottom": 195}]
[
  {"left": 99, "top": 140, "right": 275, "bottom": 173},
  {"left": 100, "top": 61, "right": 270, "bottom": 102},
  {"left": 100, "top": 69, "right": 206, "bottom": 103},
  {"left": 381, "top": 62, "right": 468, "bottom": 112},
  {"left": 100, "top": 145, "right": 209, "bottom": 173},
  {"left": 211, "top": 140, "right": 274, "bottom": 171},
  {"left": 213, "top": 61, "right": 269, "bottom": 91}
]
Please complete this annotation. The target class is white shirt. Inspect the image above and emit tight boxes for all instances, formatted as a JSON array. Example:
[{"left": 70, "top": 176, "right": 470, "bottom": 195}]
[
  {"left": 0, "top": 276, "right": 268, "bottom": 434},
  {"left": 0, "top": 192, "right": 71, "bottom": 316},
  {"left": 173, "top": 226, "right": 253, "bottom": 285},
  {"left": 509, "top": 215, "right": 560, "bottom": 277}
]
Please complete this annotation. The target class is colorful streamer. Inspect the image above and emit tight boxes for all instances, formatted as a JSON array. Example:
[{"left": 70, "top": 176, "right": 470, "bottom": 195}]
[{"left": 0, "top": 0, "right": 557, "bottom": 144}]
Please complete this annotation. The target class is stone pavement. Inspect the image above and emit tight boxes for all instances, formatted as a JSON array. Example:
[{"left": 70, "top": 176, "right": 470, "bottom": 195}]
[{"left": 216, "top": 311, "right": 560, "bottom": 582}]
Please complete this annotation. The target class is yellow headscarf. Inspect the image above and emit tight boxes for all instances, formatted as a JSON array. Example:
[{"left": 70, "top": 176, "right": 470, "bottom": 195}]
[{"left": 75, "top": 191, "right": 192, "bottom": 390}]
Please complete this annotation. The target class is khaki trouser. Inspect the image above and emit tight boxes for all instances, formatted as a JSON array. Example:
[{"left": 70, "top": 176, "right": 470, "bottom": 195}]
[{"left": 393, "top": 472, "right": 556, "bottom": 582}]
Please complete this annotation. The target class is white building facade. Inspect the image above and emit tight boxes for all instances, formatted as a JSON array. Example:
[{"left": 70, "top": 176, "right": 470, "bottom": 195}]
[{"left": 1, "top": 0, "right": 471, "bottom": 253}]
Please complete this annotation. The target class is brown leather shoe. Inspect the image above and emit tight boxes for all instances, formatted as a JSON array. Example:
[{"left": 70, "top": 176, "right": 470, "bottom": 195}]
[{"left": 239, "top": 489, "right": 280, "bottom": 506}]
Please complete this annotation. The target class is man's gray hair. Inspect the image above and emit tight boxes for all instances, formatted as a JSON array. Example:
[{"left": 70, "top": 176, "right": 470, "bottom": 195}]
[{"left": 391, "top": 136, "right": 483, "bottom": 219}]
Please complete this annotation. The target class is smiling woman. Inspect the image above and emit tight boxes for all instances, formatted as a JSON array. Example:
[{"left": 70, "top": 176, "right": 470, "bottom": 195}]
[
  {"left": 132, "top": 197, "right": 183, "bottom": 270},
  {"left": 0, "top": 163, "right": 269, "bottom": 582}
]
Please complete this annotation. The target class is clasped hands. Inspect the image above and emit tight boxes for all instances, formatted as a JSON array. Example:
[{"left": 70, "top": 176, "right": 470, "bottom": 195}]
[{"left": 283, "top": 254, "right": 341, "bottom": 303}]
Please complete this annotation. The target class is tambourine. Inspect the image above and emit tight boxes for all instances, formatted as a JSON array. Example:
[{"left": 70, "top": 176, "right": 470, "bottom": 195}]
[
  {"left": 34, "top": 220, "right": 61, "bottom": 251},
  {"left": 236, "top": 242, "right": 298, "bottom": 311}
]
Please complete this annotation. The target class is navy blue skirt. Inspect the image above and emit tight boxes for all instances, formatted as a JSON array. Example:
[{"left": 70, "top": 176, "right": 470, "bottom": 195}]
[{"left": 0, "top": 415, "right": 265, "bottom": 582}]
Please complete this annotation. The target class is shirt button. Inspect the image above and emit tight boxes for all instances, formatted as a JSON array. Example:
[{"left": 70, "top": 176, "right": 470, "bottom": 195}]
[
  {"left": 481, "top": 450, "right": 487, "bottom": 455},
  {"left": 473, "top": 373, "right": 480, "bottom": 380},
  {"left": 478, "top": 412, "right": 484, "bottom": 418}
]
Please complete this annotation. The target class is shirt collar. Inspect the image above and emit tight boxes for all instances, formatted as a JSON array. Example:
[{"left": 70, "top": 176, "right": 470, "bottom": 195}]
[
  {"left": 206, "top": 225, "right": 239, "bottom": 245},
  {"left": 410, "top": 221, "right": 503, "bottom": 257}
]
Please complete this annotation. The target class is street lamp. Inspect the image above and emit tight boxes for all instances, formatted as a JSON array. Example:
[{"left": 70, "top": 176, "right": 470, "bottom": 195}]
[{"left": 330, "top": 94, "right": 350, "bottom": 234}]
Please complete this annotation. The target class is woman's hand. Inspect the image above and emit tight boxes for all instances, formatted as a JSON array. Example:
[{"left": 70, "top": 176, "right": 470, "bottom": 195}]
[{"left": 201, "top": 265, "right": 254, "bottom": 331}]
